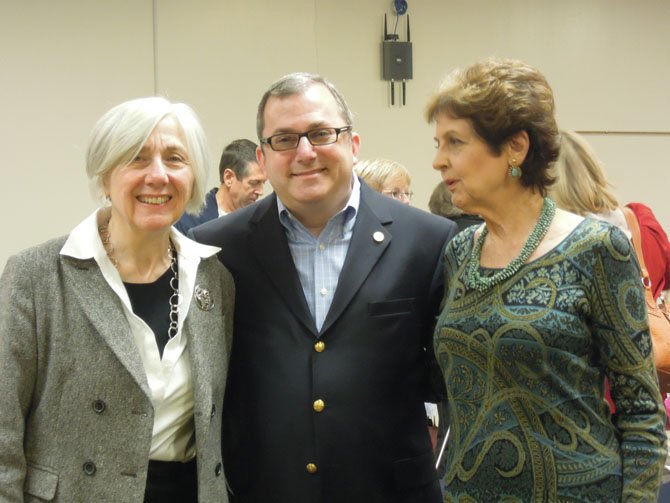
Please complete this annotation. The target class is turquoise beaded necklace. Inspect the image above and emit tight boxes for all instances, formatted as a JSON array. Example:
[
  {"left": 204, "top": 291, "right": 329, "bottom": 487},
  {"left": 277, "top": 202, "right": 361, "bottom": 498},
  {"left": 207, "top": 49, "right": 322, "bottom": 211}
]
[{"left": 464, "top": 197, "right": 556, "bottom": 292}]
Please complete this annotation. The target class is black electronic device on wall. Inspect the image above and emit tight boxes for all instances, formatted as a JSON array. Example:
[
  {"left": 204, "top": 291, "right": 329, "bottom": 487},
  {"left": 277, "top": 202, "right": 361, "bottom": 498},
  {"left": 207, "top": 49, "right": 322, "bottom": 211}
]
[
  {"left": 382, "top": 40, "right": 412, "bottom": 81},
  {"left": 382, "top": 9, "right": 411, "bottom": 106}
]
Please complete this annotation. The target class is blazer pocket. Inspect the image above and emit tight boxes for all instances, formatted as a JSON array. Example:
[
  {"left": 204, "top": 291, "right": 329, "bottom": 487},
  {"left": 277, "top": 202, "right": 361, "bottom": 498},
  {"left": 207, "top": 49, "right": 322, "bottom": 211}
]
[
  {"left": 368, "top": 298, "right": 415, "bottom": 317},
  {"left": 24, "top": 462, "right": 59, "bottom": 501},
  {"left": 392, "top": 449, "right": 438, "bottom": 490}
]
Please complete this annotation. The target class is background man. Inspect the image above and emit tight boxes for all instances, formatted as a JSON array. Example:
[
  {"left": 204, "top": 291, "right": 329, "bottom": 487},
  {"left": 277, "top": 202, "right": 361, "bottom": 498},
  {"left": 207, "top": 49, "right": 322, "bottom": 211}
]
[
  {"left": 190, "top": 73, "right": 457, "bottom": 502},
  {"left": 175, "top": 138, "right": 265, "bottom": 233}
]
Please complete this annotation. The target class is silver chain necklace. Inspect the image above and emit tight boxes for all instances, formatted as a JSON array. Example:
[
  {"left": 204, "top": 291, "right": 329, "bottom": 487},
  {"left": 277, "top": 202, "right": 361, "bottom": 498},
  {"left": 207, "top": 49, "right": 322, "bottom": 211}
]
[
  {"left": 99, "top": 221, "right": 180, "bottom": 340},
  {"left": 167, "top": 245, "right": 179, "bottom": 340}
]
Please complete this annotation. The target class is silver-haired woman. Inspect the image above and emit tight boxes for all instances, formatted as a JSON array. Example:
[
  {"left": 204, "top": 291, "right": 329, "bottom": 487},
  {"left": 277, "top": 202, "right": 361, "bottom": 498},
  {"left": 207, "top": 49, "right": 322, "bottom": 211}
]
[{"left": 0, "top": 97, "right": 234, "bottom": 502}]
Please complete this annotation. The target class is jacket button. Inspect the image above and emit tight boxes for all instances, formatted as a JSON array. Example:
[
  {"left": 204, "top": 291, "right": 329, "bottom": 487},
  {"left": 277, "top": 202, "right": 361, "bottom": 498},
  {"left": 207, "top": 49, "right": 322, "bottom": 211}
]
[
  {"left": 210, "top": 404, "right": 216, "bottom": 418},
  {"left": 92, "top": 399, "right": 106, "bottom": 414},
  {"left": 306, "top": 463, "right": 318, "bottom": 474},
  {"left": 314, "top": 341, "right": 325, "bottom": 352},
  {"left": 83, "top": 461, "right": 97, "bottom": 476},
  {"left": 313, "top": 399, "right": 325, "bottom": 412},
  {"left": 214, "top": 462, "right": 222, "bottom": 476}
]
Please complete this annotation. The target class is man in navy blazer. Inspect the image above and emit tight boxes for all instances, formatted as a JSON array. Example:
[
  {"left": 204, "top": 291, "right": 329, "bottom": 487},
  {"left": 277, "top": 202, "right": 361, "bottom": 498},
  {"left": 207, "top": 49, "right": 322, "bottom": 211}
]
[{"left": 190, "top": 72, "right": 457, "bottom": 503}]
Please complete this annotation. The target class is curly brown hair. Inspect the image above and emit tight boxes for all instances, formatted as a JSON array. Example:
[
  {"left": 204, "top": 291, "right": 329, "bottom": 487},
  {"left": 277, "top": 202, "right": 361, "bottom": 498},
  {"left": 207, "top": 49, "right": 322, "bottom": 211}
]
[{"left": 425, "top": 58, "right": 559, "bottom": 195}]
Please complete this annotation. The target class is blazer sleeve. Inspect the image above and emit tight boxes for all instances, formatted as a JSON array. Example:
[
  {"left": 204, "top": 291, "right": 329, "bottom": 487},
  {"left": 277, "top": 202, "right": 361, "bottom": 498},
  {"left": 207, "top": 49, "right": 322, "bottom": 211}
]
[
  {"left": 0, "top": 254, "right": 39, "bottom": 502},
  {"left": 424, "top": 221, "right": 459, "bottom": 402}
]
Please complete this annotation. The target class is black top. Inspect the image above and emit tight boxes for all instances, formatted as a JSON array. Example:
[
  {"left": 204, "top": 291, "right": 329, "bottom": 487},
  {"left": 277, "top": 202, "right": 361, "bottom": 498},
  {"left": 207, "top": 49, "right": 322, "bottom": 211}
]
[{"left": 124, "top": 266, "right": 176, "bottom": 358}]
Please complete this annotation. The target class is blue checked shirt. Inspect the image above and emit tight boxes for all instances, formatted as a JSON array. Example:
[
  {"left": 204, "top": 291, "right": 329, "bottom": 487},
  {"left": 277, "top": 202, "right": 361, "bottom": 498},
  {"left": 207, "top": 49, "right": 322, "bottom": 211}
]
[{"left": 277, "top": 176, "right": 361, "bottom": 332}]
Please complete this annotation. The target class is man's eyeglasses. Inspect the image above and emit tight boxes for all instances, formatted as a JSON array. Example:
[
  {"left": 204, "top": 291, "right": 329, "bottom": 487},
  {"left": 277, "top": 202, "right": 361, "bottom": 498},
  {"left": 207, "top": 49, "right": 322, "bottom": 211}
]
[
  {"left": 382, "top": 189, "right": 413, "bottom": 201},
  {"left": 261, "top": 126, "right": 352, "bottom": 152}
]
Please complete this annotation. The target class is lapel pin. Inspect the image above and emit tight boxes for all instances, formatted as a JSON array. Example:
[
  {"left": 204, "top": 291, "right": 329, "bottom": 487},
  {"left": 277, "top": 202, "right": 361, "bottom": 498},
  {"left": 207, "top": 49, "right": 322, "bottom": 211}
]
[
  {"left": 373, "top": 231, "right": 385, "bottom": 243},
  {"left": 194, "top": 285, "right": 214, "bottom": 311}
]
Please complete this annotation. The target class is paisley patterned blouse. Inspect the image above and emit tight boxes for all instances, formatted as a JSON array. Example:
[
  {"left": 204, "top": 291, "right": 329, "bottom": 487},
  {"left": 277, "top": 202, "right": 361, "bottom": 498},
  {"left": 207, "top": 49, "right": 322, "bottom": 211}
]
[{"left": 435, "top": 218, "right": 666, "bottom": 502}]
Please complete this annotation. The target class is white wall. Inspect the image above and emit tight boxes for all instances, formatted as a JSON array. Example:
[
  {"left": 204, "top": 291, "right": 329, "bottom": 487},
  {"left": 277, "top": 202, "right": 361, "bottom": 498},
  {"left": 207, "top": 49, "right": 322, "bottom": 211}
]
[{"left": 2, "top": 0, "right": 669, "bottom": 269}]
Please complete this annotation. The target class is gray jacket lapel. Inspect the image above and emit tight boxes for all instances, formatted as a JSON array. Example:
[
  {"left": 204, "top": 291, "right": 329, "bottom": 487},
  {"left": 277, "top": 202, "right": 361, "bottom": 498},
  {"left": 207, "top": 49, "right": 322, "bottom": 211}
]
[{"left": 61, "top": 255, "right": 151, "bottom": 398}]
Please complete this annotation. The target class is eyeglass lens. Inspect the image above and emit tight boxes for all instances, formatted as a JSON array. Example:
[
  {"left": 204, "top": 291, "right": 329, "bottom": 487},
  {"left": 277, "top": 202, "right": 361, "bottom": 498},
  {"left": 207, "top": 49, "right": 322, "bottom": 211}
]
[{"left": 270, "top": 128, "right": 337, "bottom": 151}]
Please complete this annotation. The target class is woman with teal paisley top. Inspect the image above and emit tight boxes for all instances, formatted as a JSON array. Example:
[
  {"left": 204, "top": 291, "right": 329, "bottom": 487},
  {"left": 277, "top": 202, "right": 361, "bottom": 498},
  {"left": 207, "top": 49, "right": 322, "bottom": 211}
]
[{"left": 426, "top": 58, "right": 666, "bottom": 502}]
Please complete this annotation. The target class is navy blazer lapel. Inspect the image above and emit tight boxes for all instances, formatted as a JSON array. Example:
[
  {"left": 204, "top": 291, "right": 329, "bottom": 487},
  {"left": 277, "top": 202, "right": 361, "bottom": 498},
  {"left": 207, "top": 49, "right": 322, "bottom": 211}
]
[
  {"left": 248, "top": 196, "right": 318, "bottom": 335},
  {"left": 61, "top": 255, "right": 151, "bottom": 398},
  {"left": 320, "top": 187, "right": 392, "bottom": 334}
]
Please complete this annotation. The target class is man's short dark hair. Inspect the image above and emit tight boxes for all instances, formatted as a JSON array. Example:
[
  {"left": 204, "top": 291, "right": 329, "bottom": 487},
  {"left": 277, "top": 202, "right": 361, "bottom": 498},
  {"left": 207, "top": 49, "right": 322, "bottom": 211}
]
[
  {"left": 219, "top": 139, "right": 258, "bottom": 182},
  {"left": 256, "top": 72, "right": 354, "bottom": 142}
]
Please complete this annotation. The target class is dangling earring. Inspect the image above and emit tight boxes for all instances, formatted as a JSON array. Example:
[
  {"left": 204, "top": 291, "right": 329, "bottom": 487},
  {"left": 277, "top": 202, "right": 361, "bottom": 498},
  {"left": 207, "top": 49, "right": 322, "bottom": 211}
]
[{"left": 508, "top": 159, "right": 522, "bottom": 178}]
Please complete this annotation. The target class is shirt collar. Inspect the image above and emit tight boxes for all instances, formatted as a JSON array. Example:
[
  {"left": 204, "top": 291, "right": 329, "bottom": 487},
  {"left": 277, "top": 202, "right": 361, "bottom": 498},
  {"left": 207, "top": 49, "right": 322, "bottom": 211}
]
[{"left": 60, "top": 208, "right": 221, "bottom": 262}]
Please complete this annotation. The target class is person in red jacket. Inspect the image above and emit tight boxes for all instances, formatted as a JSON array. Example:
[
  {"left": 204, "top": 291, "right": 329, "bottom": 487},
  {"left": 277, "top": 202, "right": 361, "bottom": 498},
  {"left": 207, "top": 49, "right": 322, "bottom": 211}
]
[{"left": 626, "top": 202, "right": 670, "bottom": 300}]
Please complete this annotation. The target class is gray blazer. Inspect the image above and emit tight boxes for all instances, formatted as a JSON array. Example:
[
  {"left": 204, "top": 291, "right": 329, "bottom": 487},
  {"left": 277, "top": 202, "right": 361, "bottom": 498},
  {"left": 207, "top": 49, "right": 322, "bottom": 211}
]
[{"left": 0, "top": 235, "right": 234, "bottom": 502}]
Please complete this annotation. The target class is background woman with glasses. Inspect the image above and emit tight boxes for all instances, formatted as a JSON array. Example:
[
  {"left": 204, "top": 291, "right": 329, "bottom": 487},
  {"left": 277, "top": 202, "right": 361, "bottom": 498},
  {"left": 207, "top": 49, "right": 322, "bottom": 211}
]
[{"left": 355, "top": 158, "right": 413, "bottom": 205}]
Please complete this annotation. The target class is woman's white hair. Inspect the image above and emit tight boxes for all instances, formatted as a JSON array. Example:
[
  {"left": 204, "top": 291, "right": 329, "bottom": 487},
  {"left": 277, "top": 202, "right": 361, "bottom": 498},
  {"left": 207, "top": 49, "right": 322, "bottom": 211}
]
[{"left": 86, "top": 96, "right": 210, "bottom": 215}]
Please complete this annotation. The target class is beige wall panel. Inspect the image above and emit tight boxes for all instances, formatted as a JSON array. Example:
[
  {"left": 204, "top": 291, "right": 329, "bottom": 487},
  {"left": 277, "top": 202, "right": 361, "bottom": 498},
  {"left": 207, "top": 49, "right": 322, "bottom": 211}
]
[
  {"left": 410, "top": 0, "right": 670, "bottom": 131},
  {"left": 578, "top": 134, "right": 670, "bottom": 228},
  {"left": 0, "top": 0, "right": 155, "bottom": 268}
]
